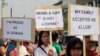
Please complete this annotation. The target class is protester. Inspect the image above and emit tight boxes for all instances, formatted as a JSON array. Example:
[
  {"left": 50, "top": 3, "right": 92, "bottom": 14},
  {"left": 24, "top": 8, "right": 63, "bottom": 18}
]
[
  {"left": 19, "top": 41, "right": 30, "bottom": 56},
  {"left": 67, "top": 37, "right": 83, "bottom": 56},
  {"left": 26, "top": 42, "right": 34, "bottom": 56},
  {"left": 85, "top": 36, "right": 94, "bottom": 56},
  {"left": 90, "top": 41, "right": 99, "bottom": 56},
  {"left": 34, "top": 31, "right": 58, "bottom": 56},
  {"left": 52, "top": 32, "right": 66, "bottom": 56},
  {"left": 0, "top": 39, "right": 6, "bottom": 56},
  {"left": 6, "top": 40, "right": 17, "bottom": 56},
  {"left": 85, "top": 36, "right": 100, "bottom": 56}
]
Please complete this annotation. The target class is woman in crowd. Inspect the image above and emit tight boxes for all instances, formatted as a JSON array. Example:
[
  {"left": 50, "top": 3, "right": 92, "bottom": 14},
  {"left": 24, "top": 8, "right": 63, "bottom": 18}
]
[
  {"left": 67, "top": 37, "right": 83, "bottom": 56},
  {"left": 34, "top": 31, "right": 58, "bottom": 56},
  {"left": 19, "top": 41, "right": 30, "bottom": 56},
  {"left": 0, "top": 39, "right": 6, "bottom": 56},
  {"left": 6, "top": 40, "right": 17, "bottom": 56}
]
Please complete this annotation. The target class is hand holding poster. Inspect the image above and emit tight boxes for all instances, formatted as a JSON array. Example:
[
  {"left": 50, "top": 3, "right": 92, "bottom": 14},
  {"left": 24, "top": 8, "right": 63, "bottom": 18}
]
[
  {"left": 35, "top": 6, "right": 64, "bottom": 46},
  {"left": 68, "top": 4, "right": 100, "bottom": 35}
]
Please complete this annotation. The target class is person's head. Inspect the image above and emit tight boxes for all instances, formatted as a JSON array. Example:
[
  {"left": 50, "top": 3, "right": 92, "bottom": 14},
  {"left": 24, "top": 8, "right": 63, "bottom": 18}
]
[
  {"left": 84, "top": 36, "right": 94, "bottom": 56},
  {"left": 90, "top": 41, "right": 98, "bottom": 51},
  {"left": 52, "top": 31, "right": 58, "bottom": 42},
  {"left": 67, "top": 37, "right": 83, "bottom": 56},
  {"left": 38, "top": 31, "right": 50, "bottom": 47}
]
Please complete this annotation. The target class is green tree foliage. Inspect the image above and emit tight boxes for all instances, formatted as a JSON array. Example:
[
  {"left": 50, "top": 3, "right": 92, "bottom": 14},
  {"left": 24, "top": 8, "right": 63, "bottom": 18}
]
[
  {"left": 62, "top": 6, "right": 68, "bottom": 31},
  {"left": 2, "top": 0, "right": 7, "bottom": 7}
]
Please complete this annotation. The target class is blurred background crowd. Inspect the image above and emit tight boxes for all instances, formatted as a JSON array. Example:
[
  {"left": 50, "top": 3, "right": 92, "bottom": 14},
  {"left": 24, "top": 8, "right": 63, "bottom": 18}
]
[{"left": 0, "top": 30, "right": 100, "bottom": 56}]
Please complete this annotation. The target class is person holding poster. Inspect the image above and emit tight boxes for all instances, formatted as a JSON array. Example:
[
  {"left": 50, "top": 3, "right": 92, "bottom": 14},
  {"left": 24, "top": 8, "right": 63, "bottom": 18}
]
[
  {"left": 66, "top": 37, "right": 83, "bottom": 56},
  {"left": 85, "top": 36, "right": 100, "bottom": 56},
  {"left": 34, "top": 31, "right": 58, "bottom": 56},
  {"left": 52, "top": 32, "right": 66, "bottom": 56}
]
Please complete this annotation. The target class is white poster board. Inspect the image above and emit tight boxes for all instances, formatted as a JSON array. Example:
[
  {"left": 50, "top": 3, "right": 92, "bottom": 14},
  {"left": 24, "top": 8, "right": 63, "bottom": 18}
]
[
  {"left": 3, "top": 17, "right": 35, "bottom": 41},
  {"left": 35, "top": 6, "right": 63, "bottom": 31},
  {"left": 68, "top": 4, "right": 100, "bottom": 35}
]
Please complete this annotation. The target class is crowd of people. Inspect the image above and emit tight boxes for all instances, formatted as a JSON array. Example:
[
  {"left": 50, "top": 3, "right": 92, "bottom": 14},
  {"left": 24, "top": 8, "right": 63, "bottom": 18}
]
[{"left": 0, "top": 31, "right": 100, "bottom": 56}]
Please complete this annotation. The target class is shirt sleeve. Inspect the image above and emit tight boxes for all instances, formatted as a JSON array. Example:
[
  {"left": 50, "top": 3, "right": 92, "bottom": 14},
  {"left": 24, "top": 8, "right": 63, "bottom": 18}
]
[
  {"left": 52, "top": 47, "right": 58, "bottom": 56},
  {"left": 53, "top": 44, "right": 62, "bottom": 53}
]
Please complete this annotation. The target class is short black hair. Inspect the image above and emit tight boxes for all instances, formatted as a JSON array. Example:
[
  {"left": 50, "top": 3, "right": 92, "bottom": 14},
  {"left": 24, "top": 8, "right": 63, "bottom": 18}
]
[{"left": 67, "top": 37, "right": 83, "bottom": 56}]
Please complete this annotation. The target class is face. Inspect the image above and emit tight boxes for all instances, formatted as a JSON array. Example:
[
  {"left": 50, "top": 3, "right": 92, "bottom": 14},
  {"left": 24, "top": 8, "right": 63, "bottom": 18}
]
[
  {"left": 85, "top": 37, "right": 93, "bottom": 56},
  {"left": 85, "top": 37, "right": 91, "bottom": 50},
  {"left": 42, "top": 32, "right": 50, "bottom": 45},
  {"left": 70, "top": 44, "right": 82, "bottom": 56}
]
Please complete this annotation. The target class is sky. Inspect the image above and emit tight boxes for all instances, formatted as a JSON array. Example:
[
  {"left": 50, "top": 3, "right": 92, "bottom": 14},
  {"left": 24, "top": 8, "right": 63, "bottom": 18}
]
[{"left": 4, "top": 0, "right": 60, "bottom": 17}]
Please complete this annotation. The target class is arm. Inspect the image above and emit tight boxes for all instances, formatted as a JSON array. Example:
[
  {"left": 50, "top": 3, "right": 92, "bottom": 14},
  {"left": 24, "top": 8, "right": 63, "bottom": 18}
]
[
  {"left": 0, "top": 46, "right": 6, "bottom": 55},
  {"left": 27, "top": 46, "right": 34, "bottom": 55},
  {"left": 59, "top": 49, "right": 66, "bottom": 56},
  {"left": 58, "top": 45, "right": 66, "bottom": 56},
  {"left": 9, "top": 50, "right": 14, "bottom": 56}
]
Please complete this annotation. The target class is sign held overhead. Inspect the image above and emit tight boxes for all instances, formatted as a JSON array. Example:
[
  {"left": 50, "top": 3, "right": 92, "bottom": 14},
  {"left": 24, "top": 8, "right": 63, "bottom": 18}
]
[
  {"left": 35, "top": 6, "right": 63, "bottom": 31},
  {"left": 68, "top": 4, "right": 100, "bottom": 35},
  {"left": 2, "top": 17, "right": 35, "bottom": 41}
]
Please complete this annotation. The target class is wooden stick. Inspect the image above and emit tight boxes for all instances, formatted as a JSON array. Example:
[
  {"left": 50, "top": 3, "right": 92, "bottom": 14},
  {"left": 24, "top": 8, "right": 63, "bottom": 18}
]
[
  {"left": 49, "top": 31, "right": 52, "bottom": 46},
  {"left": 83, "top": 37, "right": 86, "bottom": 56},
  {"left": 17, "top": 41, "right": 20, "bottom": 56},
  {"left": 98, "top": 35, "right": 100, "bottom": 55}
]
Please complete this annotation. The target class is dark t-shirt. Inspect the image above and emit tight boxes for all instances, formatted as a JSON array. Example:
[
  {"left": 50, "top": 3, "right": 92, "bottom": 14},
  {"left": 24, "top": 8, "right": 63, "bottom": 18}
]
[{"left": 0, "top": 39, "right": 4, "bottom": 56}]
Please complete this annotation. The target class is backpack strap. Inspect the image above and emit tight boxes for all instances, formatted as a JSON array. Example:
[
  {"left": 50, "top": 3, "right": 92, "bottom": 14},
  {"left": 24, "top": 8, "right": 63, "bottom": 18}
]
[{"left": 39, "top": 46, "right": 47, "bottom": 54}]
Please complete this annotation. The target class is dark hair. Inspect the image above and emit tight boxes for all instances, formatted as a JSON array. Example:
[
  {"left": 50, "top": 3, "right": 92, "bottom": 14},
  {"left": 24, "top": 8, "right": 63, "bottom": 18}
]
[
  {"left": 67, "top": 37, "right": 83, "bottom": 56},
  {"left": 90, "top": 41, "right": 98, "bottom": 47},
  {"left": 52, "top": 32, "right": 58, "bottom": 42},
  {"left": 64, "top": 36, "right": 76, "bottom": 44},
  {"left": 38, "top": 31, "right": 50, "bottom": 47}
]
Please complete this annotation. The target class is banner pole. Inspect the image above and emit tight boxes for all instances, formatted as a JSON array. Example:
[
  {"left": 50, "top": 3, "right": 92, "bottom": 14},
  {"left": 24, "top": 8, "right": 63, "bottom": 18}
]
[
  {"left": 83, "top": 37, "right": 86, "bottom": 56},
  {"left": 17, "top": 41, "right": 20, "bottom": 56},
  {"left": 50, "top": 31, "right": 52, "bottom": 46}
]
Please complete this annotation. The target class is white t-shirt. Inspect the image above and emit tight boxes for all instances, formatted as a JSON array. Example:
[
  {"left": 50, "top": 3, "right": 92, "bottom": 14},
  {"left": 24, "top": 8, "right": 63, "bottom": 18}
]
[
  {"left": 19, "top": 45, "right": 30, "bottom": 56},
  {"left": 34, "top": 45, "right": 58, "bottom": 56}
]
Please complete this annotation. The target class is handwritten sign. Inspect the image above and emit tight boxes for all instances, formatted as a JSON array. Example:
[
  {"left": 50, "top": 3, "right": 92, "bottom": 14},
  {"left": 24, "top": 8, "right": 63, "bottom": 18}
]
[
  {"left": 35, "top": 6, "right": 63, "bottom": 31},
  {"left": 68, "top": 4, "right": 99, "bottom": 35},
  {"left": 3, "top": 17, "right": 35, "bottom": 41}
]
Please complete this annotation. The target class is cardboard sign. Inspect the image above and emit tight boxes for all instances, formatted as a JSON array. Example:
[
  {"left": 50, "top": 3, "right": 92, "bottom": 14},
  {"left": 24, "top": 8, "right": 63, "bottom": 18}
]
[
  {"left": 35, "top": 6, "right": 63, "bottom": 31},
  {"left": 2, "top": 17, "right": 35, "bottom": 41},
  {"left": 68, "top": 4, "right": 99, "bottom": 35}
]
